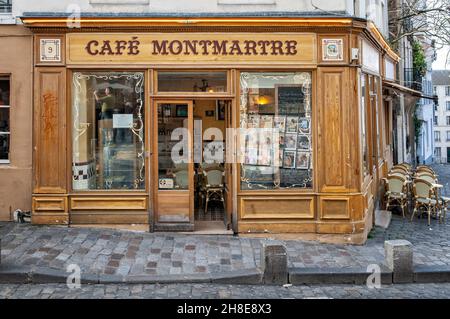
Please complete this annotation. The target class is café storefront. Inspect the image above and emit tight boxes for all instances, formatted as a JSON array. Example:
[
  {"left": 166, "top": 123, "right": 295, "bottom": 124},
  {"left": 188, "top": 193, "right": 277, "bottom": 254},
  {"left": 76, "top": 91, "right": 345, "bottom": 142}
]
[{"left": 22, "top": 15, "right": 399, "bottom": 243}]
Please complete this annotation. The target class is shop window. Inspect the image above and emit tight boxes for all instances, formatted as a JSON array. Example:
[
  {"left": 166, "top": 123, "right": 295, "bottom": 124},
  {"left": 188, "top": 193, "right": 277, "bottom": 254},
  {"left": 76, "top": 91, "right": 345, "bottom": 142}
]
[
  {"left": 71, "top": 72, "right": 145, "bottom": 190},
  {"left": 0, "top": 1, "right": 12, "bottom": 14},
  {"left": 157, "top": 71, "right": 228, "bottom": 93},
  {"left": 239, "top": 72, "right": 312, "bottom": 190},
  {"left": 0, "top": 76, "right": 10, "bottom": 163},
  {"left": 360, "top": 74, "right": 369, "bottom": 177}
]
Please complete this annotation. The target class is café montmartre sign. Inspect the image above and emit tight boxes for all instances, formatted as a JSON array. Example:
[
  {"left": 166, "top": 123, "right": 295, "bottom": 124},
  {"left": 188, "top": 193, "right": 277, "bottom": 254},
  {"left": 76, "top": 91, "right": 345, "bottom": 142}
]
[{"left": 66, "top": 33, "right": 317, "bottom": 64}]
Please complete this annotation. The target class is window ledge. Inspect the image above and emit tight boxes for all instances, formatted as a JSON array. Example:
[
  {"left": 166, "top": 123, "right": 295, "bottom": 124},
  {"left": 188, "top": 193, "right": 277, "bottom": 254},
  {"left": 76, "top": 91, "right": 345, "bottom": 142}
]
[{"left": 0, "top": 14, "right": 15, "bottom": 25}]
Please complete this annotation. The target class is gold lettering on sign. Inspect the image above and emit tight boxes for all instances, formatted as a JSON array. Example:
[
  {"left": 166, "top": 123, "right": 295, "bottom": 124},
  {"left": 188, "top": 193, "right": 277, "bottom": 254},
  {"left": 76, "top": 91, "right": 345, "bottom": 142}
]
[{"left": 68, "top": 33, "right": 317, "bottom": 65}]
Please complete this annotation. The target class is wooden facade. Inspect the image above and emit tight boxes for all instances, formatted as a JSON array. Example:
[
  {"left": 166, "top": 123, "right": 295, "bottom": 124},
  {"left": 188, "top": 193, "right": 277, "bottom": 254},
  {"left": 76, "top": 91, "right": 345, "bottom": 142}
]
[{"left": 23, "top": 16, "right": 399, "bottom": 244}]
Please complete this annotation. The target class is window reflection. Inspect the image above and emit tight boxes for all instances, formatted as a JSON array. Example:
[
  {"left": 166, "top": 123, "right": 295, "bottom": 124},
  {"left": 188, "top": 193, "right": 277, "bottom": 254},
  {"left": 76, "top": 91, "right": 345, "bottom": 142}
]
[
  {"left": 72, "top": 72, "right": 145, "bottom": 190},
  {"left": 240, "top": 72, "right": 313, "bottom": 190}
]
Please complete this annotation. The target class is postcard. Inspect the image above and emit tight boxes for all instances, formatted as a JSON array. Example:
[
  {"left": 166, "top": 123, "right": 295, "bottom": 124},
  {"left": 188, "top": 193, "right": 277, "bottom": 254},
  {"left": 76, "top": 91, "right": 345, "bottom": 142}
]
[
  {"left": 283, "top": 150, "right": 296, "bottom": 168},
  {"left": 296, "top": 151, "right": 310, "bottom": 169},
  {"left": 284, "top": 133, "right": 297, "bottom": 150},
  {"left": 286, "top": 116, "right": 299, "bottom": 133}
]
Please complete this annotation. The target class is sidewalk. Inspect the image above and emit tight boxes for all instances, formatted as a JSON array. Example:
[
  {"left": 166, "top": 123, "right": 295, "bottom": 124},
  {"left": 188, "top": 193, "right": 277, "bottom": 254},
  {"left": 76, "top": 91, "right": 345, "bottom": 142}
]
[{"left": 1, "top": 214, "right": 449, "bottom": 279}]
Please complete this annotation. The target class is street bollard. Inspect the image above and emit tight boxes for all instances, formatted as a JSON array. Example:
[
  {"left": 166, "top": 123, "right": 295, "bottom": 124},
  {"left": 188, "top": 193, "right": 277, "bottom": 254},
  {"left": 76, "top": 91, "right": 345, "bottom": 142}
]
[
  {"left": 260, "top": 241, "right": 288, "bottom": 285},
  {"left": 384, "top": 239, "right": 413, "bottom": 283}
]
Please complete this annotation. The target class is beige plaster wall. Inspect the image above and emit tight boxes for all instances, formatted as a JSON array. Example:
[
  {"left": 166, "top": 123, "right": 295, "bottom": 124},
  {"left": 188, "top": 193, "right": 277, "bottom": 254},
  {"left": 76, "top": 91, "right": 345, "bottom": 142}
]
[{"left": 0, "top": 25, "right": 33, "bottom": 220}]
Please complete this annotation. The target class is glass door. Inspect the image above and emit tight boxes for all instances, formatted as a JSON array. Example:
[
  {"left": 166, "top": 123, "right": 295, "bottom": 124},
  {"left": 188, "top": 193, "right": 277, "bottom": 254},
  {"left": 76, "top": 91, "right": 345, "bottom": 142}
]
[{"left": 153, "top": 101, "right": 194, "bottom": 230}]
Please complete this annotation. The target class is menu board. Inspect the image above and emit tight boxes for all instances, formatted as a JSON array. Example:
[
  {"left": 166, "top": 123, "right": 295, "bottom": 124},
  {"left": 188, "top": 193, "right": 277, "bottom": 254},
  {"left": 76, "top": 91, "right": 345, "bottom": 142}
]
[{"left": 275, "top": 85, "right": 304, "bottom": 115}]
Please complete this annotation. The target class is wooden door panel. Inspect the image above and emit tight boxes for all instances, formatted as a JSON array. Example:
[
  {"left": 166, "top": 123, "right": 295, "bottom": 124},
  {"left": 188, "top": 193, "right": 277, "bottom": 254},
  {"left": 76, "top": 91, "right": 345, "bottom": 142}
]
[{"left": 34, "top": 68, "right": 66, "bottom": 194}]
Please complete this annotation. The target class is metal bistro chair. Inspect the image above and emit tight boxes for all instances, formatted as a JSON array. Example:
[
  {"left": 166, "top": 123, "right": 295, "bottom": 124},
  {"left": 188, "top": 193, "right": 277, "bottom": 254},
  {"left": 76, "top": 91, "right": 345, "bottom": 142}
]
[
  {"left": 411, "top": 178, "right": 439, "bottom": 226},
  {"left": 201, "top": 168, "right": 225, "bottom": 214},
  {"left": 384, "top": 174, "right": 409, "bottom": 218}
]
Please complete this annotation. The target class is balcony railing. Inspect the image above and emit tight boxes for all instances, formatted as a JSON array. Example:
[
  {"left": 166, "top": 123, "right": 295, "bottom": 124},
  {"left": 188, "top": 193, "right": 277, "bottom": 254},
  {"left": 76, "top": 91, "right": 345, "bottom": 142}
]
[
  {"left": 404, "top": 68, "right": 423, "bottom": 91},
  {"left": 0, "top": 1, "right": 12, "bottom": 14}
]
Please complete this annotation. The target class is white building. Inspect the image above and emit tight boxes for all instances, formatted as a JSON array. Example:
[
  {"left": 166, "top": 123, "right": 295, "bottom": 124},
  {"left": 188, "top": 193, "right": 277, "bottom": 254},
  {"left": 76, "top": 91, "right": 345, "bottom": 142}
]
[
  {"left": 6, "top": 0, "right": 389, "bottom": 36},
  {"left": 432, "top": 70, "right": 450, "bottom": 163},
  {"left": 415, "top": 36, "right": 436, "bottom": 165}
]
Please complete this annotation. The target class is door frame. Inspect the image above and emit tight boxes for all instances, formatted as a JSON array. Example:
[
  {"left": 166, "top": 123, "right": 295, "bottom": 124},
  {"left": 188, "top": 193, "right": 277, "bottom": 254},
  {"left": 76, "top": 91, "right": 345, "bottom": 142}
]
[
  {"left": 152, "top": 99, "right": 195, "bottom": 231},
  {"left": 150, "top": 97, "right": 236, "bottom": 232}
]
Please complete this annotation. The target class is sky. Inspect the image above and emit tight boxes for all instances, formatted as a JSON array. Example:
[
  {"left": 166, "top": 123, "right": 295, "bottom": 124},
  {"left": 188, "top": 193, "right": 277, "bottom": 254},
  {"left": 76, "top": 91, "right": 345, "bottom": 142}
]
[{"left": 432, "top": 46, "right": 449, "bottom": 70}]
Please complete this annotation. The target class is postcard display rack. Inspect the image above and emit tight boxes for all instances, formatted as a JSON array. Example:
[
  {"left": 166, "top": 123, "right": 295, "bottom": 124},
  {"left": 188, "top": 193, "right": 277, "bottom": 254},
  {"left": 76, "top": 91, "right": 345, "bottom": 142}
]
[{"left": 240, "top": 73, "right": 313, "bottom": 190}]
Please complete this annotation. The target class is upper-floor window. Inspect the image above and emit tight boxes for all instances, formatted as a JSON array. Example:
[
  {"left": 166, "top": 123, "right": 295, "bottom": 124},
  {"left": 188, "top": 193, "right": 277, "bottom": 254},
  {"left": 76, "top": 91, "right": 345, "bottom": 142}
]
[
  {"left": 0, "top": 0, "right": 12, "bottom": 14},
  {"left": 434, "top": 116, "right": 438, "bottom": 125},
  {"left": 447, "top": 131, "right": 450, "bottom": 141},
  {"left": 433, "top": 86, "right": 437, "bottom": 95},
  {"left": 446, "top": 86, "right": 450, "bottom": 96},
  {"left": 434, "top": 131, "right": 441, "bottom": 142},
  {"left": 447, "top": 101, "right": 450, "bottom": 111},
  {"left": 435, "top": 147, "right": 441, "bottom": 158},
  {"left": 0, "top": 76, "right": 10, "bottom": 163},
  {"left": 447, "top": 116, "right": 450, "bottom": 126}
]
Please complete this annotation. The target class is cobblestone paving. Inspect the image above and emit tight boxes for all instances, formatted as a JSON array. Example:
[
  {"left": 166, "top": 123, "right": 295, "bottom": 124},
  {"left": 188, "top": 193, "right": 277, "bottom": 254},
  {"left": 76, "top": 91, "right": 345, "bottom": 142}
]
[
  {"left": 0, "top": 283, "right": 449, "bottom": 299},
  {"left": 0, "top": 165, "right": 449, "bottom": 276}
]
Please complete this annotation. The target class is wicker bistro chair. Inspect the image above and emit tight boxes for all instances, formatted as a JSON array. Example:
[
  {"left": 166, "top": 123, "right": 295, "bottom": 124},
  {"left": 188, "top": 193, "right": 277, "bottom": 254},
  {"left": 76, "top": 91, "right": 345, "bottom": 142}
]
[
  {"left": 391, "top": 166, "right": 410, "bottom": 175},
  {"left": 201, "top": 168, "right": 225, "bottom": 214},
  {"left": 415, "top": 172, "right": 437, "bottom": 184},
  {"left": 384, "top": 174, "right": 409, "bottom": 218},
  {"left": 416, "top": 166, "right": 436, "bottom": 177},
  {"left": 410, "top": 178, "right": 440, "bottom": 226}
]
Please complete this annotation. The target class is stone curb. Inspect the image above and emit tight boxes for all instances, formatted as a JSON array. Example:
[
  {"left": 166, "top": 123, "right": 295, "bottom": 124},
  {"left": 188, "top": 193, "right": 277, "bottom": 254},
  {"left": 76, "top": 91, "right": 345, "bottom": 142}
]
[
  {"left": 289, "top": 267, "right": 394, "bottom": 285},
  {"left": 0, "top": 266, "right": 263, "bottom": 285},
  {"left": 1, "top": 265, "right": 450, "bottom": 285}
]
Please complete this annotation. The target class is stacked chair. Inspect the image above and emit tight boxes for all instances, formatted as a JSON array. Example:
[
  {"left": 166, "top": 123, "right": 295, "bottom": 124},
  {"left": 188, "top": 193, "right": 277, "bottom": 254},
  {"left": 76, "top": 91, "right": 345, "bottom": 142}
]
[
  {"left": 383, "top": 164, "right": 411, "bottom": 218},
  {"left": 384, "top": 163, "right": 450, "bottom": 225},
  {"left": 410, "top": 166, "right": 447, "bottom": 225},
  {"left": 383, "top": 163, "right": 448, "bottom": 225}
]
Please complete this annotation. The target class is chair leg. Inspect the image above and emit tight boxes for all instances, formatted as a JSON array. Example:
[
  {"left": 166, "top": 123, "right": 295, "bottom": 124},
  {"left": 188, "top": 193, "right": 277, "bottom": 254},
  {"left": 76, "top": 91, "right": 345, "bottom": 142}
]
[
  {"left": 205, "top": 193, "right": 209, "bottom": 214},
  {"left": 428, "top": 207, "right": 431, "bottom": 226},
  {"left": 411, "top": 206, "right": 417, "bottom": 222}
]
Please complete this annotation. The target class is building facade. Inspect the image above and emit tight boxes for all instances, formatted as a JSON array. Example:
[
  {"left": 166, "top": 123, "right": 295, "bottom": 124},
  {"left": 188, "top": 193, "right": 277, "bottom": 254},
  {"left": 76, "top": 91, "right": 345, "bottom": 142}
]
[
  {"left": 415, "top": 36, "right": 436, "bottom": 165},
  {"left": 1, "top": 0, "right": 397, "bottom": 244},
  {"left": 0, "top": 0, "right": 33, "bottom": 221},
  {"left": 432, "top": 70, "right": 450, "bottom": 163}
]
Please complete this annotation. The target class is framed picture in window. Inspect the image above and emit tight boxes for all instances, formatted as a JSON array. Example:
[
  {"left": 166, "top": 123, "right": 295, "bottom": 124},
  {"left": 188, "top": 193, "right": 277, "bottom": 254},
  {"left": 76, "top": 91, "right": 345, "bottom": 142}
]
[
  {"left": 297, "top": 135, "right": 310, "bottom": 150},
  {"left": 296, "top": 151, "right": 310, "bottom": 169},
  {"left": 284, "top": 133, "right": 297, "bottom": 150},
  {"left": 283, "top": 150, "right": 296, "bottom": 168},
  {"left": 260, "top": 115, "right": 274, "bottom": 129},
  {"left": 286, "top": 116, "right": 299, "bottom": 133},
  {"left": 176, "top": 104, "right": 188, "bottom": 117},
  {"left": 298, "top": 117, "right": 310, "bottom": 134},
  {"left": 274, "top": 116, "right": 286, "bottom": 132}
]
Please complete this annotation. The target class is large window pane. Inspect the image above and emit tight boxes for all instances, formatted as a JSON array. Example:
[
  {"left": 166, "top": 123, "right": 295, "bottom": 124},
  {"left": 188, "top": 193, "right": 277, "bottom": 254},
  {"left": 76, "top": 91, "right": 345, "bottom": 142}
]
[
  {"left": 158, "top": 71, "right": 227, "bottom": 93},
  {"left": 157, "top": 103, "right": 189, "bottom": 190},
  {"left": 72, "top": 72, "right": 145, "bottom": 190},
  {"left": 0, "top": 76, "right": 10, "bottom": 106},
  {"left": 0, "top": 76, "right": 10, "bottom": 163},
  {"left": 240, "top": 72, "right": 312, "bottom": 190}
]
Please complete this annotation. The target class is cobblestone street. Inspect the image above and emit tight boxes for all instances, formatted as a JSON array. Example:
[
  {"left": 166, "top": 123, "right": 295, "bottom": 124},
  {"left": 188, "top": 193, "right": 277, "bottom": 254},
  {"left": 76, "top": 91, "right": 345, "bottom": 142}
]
[
  {"left": 0, "top": 165, "right": 449, "bottom": 298},
  {"left": 0, "top": 283, "right": 449, "bottom": 299},
  {"left": 1, "top": 206, "right": 450, "bottom": 277}
]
